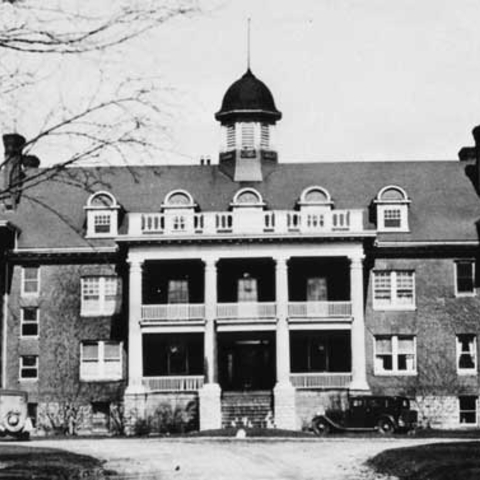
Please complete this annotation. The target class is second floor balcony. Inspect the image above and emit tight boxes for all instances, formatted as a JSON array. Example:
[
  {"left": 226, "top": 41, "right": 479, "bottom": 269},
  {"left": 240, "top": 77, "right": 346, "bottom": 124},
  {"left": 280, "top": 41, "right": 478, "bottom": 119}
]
[{"left": 127, "top": 208, "right": 365, "bottom": 239}]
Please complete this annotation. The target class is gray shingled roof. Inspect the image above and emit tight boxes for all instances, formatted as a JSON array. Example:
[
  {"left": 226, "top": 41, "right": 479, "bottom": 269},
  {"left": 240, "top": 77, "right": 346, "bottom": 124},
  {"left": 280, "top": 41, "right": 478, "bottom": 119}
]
[{"left": 2, "top": 160, "right": 480, "bottom": 249}]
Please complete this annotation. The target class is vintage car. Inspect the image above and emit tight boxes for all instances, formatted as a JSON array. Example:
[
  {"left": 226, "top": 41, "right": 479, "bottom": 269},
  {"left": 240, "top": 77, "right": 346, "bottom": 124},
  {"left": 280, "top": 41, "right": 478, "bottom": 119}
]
[
  {"left": 0, "top": 390, "right": 31, "bottom": 439},
  {"left": 311, "top": 395, "right": 418, "bottom": 435}
]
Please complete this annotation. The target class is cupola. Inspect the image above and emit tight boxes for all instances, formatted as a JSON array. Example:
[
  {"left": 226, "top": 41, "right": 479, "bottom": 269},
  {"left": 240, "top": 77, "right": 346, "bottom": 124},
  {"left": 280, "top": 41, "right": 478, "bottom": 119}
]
[{"left": 215, "top": 69, "right": 282, "bottom": 182}]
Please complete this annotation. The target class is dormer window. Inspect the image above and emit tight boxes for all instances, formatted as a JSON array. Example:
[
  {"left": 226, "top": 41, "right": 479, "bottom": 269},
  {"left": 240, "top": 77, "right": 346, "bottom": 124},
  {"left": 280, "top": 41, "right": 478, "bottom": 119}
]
[
  {"left": 85, "top": 191, "right": 120, "bottom": 238},
  {"left": 162, "top": 190, "right": 196, "bottom": 210},
  {"left": 231, "top": 188, "right": 265, "bottom": 209},
  {"left": 375, "top": 186, "right": 410, "bottom": 232}
]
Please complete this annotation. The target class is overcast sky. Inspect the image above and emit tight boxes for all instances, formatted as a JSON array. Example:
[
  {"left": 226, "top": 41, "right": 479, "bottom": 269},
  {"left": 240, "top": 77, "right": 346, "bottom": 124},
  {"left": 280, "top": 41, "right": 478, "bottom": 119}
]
[{"left": 13, "top": 0, "right": 480, "bottom": 165}]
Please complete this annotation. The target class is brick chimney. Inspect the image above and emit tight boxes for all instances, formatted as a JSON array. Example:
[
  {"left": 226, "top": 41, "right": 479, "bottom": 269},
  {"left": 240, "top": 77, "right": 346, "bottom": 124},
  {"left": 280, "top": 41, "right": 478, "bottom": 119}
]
[{"left": 1, "top": 133, "right": 26, "bottom": 210}]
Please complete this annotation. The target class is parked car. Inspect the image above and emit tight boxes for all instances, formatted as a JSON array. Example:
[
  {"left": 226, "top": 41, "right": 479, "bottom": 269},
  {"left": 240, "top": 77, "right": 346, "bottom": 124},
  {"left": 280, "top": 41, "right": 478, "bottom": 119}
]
[
  {"left": 311, "top": 395, "right": 417, "bottom": 435},
  {"left": 0, "top": 390, "right": 31, "bottom": 440}
]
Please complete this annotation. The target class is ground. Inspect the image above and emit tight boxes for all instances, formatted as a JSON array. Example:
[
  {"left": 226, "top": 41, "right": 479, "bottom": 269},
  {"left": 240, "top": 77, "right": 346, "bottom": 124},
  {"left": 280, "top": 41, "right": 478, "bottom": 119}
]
[{"left": 5, "top": 436, "right": 471, "bottom": 480}]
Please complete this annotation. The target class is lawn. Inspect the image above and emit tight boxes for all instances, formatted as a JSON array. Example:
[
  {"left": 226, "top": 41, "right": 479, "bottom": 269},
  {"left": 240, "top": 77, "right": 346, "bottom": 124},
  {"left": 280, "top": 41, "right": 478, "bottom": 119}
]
[
  {"left": 367, "top": 441, "right": 480, "bottom": 480},
  {"left": 0, "top": 444, "right": 109, "bottom": 479}
]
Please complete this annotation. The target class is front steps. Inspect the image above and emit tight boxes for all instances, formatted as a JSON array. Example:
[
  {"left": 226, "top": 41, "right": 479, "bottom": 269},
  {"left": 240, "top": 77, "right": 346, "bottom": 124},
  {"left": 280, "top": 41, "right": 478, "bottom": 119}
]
[{"left": 221, "top": 391, "right": 274, "bottom": 428}]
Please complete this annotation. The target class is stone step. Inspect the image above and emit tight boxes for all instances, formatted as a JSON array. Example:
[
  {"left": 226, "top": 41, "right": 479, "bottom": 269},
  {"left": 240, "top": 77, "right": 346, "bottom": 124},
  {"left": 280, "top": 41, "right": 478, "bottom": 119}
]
[{"left": 221, "top": 392, "right": 273, "bottom": 428}]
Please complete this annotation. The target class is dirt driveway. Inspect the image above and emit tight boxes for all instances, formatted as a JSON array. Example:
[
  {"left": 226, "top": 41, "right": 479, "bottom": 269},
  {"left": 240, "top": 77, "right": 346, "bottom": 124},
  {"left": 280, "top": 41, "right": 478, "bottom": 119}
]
[{"left": 20, "top": 436, "right": 454, "bottom": 479}]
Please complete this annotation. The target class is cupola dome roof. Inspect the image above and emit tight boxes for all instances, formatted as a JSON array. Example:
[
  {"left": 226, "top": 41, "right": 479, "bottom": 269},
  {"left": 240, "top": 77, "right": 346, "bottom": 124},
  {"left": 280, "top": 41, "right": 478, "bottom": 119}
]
[{"left": 215, "top": 69, "right": 282, "bottom": 124}]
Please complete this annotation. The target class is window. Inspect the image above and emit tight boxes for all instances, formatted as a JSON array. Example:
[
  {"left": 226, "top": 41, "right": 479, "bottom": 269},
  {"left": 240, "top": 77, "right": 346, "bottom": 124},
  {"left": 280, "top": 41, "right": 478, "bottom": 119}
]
[
  {"left": 20, "top": 355, "right": 38, "bottom": 380},
  {"left": 226, "top": 124, "right": 236, "bottom": 149},
  {"left": 238, "top": 275, "right": 258, "bottom": 302},
  {"left": 299, "top": 186, "right": 333, "bottom": 207},
  {"left": 241, "top": 123, "right": 254, "bottom": 148},
  {"left": 231, "top": 188, "right": 264, "bottom": 208},
  {"left": 85, "top": 191, "right": 119, "bottom": 237},
  {"left": 81, "top": 277, "right": 117, "bottom": 316},
  {"left": 373, "top": 271, "right": 415, "bottom": 309},
  {"left": 21, "top": 307, "right": 39, "bottom": 337},
  {"left": 374, "top": 335, "right": 416, "bottom": 375},
  {"left": 93, "top": 213, "right": 112, "bottom": 234},
  {"left": 457, "top": 335, "right": 477, "bottom": 374},
  {"left": 307, "top": 277, "right": 328, "bottom": 301},
  {"left": 375, "top": 186, "right": 410, "bottom": 232},
  {"left": 459, "top": 396, "right": 477, "bottom": 424},
  {"left": 22, "top": 267, "right": 39, "bottom": 295},
  {"left": 80, "top": 341, "right": 122, "bottom": 381},
  {"left": 455, "top": 261, "right": 475, "bottom": 296},
  {"left": 168, "top": 279, "right": 189, "bottom": 304}
]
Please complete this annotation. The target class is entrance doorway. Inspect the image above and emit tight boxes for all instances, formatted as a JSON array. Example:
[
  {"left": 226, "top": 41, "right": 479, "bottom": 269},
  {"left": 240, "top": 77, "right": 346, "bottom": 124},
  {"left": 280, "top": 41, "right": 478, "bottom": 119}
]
[{"left": 219, "top": 333, "right": 275, "bottom": 391}]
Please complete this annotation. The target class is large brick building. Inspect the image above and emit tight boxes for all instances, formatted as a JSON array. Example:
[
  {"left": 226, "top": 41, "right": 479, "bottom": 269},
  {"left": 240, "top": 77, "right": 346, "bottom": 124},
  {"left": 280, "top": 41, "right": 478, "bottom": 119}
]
[{"left": 1, "top": 68, "right": 480, "bottom": 433}]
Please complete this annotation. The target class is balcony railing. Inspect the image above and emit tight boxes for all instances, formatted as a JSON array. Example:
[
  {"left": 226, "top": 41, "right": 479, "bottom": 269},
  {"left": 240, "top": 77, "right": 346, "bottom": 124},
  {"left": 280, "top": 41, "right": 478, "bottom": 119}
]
[
  {"left": 142, "top": 375, "right": 205, "bottom": 392},
  {"left": 141, "top": 304, "right": 205, "bottom": 322},
  {"left": 127, "top": 209, "right": 365, "bottom": 237},
  {"left": 217, "top": 302, "right": 277, "bottom": 320},
  {"left": 288, "top": 301, "right": 352, "bottom": 318},
  {"left": 290, "top": 373, "right": 352, "bottom": 389}
]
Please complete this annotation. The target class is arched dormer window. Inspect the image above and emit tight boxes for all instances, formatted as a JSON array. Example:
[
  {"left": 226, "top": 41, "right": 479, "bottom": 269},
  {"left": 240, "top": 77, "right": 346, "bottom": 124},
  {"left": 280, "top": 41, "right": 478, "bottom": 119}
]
[
  {"left": 84, "top": 191, "right": 120, "bottom": 237},
  {"left": 231, "top": 188, "right": 265, "bottom": 209},
  {"left": 375, "top": 186, "right": 410, "bottom": 232},
  {"left": 299, "top": 186, "right": 333, "bottom": 207},
  {"left": 162, "top": 190, "right": 196, "bottom": 210}
]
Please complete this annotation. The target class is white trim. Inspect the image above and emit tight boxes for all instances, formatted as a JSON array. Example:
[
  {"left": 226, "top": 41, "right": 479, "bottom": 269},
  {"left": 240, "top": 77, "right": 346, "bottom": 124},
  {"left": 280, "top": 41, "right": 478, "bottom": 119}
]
[
  {"left": 299, "top": 186, "right": 333, "bottom": 206},
  {"left": 376, "top": 240, "right": 480, "bottom": 247},
  {"left": 375, "top": 185, "right": 410, "bottom": 204},
  {"left": 80, "top": 340, "right": 123, "bottom": 382},
  {"left": 456, "top": 334, "right": 477, "bottom": 375},
  {"left": 81, "top": 276, "right": 118, "bottom": 317},
  {"left": 454, "top": 260, "right": 476, "bottom": 297},
  {"left": 162, "top": 189, "right": 196, "bottom": 210},
  {"left": 458, "top": 396, "right": 478, "bottom": 426},
  {"left": 20, "top": 307, "right": 39, "bottom": 338},
  {"left": 374, "top": 335, "right": 417, "bottom": 376},
  {"left": 86, "top": 191, "right": 118, "bottom": 209},
  {"left": 14, "top": 246, "right": 118, "bottom": 254},
  {"left": 21, "top": 266, "right": 40, "bottom": 296},
  {"left": 19, "top": 355, "right": 38, "bottom": 381},
  {"left": 231, "top": 187, "right": 265, "bottom": 208},
  {"left": 372, "top": 270, "right": 416, "bottom": 311}
]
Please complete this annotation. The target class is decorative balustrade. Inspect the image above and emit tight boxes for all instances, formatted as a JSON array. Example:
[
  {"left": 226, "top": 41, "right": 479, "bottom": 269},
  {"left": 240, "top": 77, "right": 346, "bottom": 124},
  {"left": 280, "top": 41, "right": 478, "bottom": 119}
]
[
  {"left": 288, "top": 301, "right": 352, "bottom": 318},
  {"left": 128, "top": 209, "right": 364, "bottom": 237},
  {"left": 142, "top": 375, "right": 204, "bottom": 392},
  {"left": 141, "top": 304, "right": 205, "bottom": 322},
  {"left": 217, "top": 302, "right": 277, "bottom": 320},
  {"left": 290, "top": 373, "right": 352, "bottom": 389}
]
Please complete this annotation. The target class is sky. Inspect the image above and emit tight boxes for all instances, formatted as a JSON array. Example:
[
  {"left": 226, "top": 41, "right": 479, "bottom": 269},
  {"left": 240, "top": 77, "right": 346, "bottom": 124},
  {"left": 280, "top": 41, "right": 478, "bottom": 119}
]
[{"left": 8, "top": 0, "right": 480, "bottom": 165}]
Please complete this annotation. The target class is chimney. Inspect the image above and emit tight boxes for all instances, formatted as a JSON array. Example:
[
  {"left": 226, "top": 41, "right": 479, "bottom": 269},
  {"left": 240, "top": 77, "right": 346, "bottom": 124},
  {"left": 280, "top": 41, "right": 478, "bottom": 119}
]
[{"left": 1, "top": 133, "right": 26, "bottom": 210}]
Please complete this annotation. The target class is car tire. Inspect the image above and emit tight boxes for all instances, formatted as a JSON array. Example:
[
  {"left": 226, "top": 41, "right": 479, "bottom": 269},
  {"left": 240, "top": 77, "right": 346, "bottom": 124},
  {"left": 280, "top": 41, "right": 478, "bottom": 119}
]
[
  {"left": 312, "top": 418, "right": 331, "bottom": 436},
  {"left": 377, "top": 418, "right": 395, "bottom": 434}
]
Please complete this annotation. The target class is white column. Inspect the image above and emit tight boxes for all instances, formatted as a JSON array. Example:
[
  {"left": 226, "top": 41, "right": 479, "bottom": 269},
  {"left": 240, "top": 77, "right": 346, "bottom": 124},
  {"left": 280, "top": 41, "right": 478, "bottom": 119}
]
[
  {"left": 126, "top": 259, "right": 145, "bottom": 394},
  {"left": 349, "top": 254, "right": 370, "bottom": 391},
  {"left": 275, "top": 256, "right": 291, "bottom": 385},
  {"left": 274, "top": 256, "right": 296, "bottom": 430},
  {"left": 199, "top": 257, "right": 221, "bottom": 430},
  {"left": 204, "top": 258, "right": 218, "bottom": 384}
]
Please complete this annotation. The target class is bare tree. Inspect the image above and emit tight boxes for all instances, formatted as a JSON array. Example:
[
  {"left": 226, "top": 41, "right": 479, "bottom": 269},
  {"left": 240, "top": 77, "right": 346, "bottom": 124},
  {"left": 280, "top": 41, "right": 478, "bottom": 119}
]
[{"left": 0, "top": 0, "right": 206, "bottom": 201}]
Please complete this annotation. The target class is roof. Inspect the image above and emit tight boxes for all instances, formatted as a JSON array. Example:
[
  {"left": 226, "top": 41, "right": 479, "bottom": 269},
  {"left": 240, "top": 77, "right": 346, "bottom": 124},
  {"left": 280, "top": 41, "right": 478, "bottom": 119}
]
[
  {"left": 2, "top": 160, "right": 480, "bottom": 249},
  {"left": 215, "top": 69, "right": 282, "bottom": 123}
]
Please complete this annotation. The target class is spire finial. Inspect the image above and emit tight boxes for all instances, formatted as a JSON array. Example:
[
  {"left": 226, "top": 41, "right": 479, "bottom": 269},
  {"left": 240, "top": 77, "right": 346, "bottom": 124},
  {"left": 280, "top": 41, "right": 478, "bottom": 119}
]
[{"left": 247, "top": 17, "right": 251, "bottom": 71}]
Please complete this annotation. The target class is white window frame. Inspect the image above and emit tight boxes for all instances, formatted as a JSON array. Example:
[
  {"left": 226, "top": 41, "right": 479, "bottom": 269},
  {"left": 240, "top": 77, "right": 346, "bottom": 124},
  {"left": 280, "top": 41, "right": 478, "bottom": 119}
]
[
  {"left": 373, "top": 270, "right": 416, "bottom": 311},
  {"left": 21, "top": 266, "right": 40, "bottom": 296},
  {"left": 20, "top": 307, "right": 39, "bottom": 338},
  {"left": 457, "top": 334, "right": 477, "bottom": 375},
  {"left": 374, "top": 335, "right": 417, "bottom": 376},
  {"left": 80, "top": 341, "right": 123, "bottom": 382},
  {"left": 81, "top": 276, "right": 118, "bottom": 317},
  {"left": 84, "top": 191, "right": 119, "bottom": 238},
  {"left": 459, "top": 396, "right": 478, "bottom": 425},
  {"left": 375, "top": 186, "right": 410, "bottom": 233},
  {"left": 454, "top": 260, "right": 476, "bottom": 297},
  {"left": 19, "top": 355, "right": 38, "bottom": 381}
]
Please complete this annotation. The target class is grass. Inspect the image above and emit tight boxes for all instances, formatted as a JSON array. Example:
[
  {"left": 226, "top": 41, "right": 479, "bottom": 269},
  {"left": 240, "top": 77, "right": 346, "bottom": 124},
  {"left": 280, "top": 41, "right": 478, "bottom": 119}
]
[
  {"left": 186, "top": 427, "right": 315, "bottom": 438},
  {"left": 0, "top": 444, "right": 109, "bottom": 479},
  {"left": 367, "top": 441, "right": 480, "bottom": 480}
]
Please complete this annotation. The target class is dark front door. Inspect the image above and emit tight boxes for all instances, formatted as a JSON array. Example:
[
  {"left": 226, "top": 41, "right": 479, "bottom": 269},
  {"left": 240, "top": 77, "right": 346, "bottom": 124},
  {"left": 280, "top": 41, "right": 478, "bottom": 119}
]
[{"left": 220, "top": 337, "right": 275, "bottom": 391}]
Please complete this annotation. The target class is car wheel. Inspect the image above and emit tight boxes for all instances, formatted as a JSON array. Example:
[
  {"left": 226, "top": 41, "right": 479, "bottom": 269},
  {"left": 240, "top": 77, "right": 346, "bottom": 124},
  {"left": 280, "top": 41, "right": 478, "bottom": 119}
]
[
  {"left": 377, "top": 418, "right": 395, "bottom": 434},
  {"left": 312, "top": 418, "right": 331, "bottom": 436}
]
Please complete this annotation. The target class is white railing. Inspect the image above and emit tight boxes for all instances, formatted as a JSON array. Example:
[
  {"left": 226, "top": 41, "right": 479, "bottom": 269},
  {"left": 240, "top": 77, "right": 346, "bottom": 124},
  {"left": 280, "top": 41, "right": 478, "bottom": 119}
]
[
  {"left": 290, "top": 373, "right": 352, "bottom": 389},
  {"left": 217, "top": 302, "right": 277, "bottom": 319},
  {"left": 141, "top": 304, "right": 205, "bottom": 321},
  {"left": 128, "top": 209, "right": 364, "bottom": 237},
  {"left": 142, "top": 375, "right": 204, "bottom": 392},
  {"left": 288, "top": 301, "right": 352, "bottom": 318}
]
